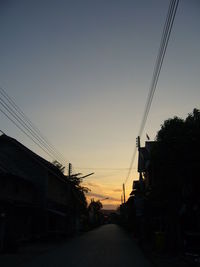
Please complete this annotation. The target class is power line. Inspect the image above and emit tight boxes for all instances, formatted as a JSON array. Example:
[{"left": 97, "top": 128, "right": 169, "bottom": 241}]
[
  {"left": 0, "top": 107, "right": 58, "bottom": 161},
  {"left": 75, "top": 167, "right": 133, "bottom": 171},
  {"left": 124, "top": 0, "right": 179, "bottom": 185},
  {"left": 0, "top": 96, "right": 65, "bottom": 165},
  {"left": 139, "top": 0, "right": 179, "bottom": 137},
  {"left": 124, "top": 147, "right": 137, "bottom": 184},
  {"left": 0, "top": 88, "right": 67, "bottom": 166},
  {"left": 0, "top": 88, "right": 67, "bottom": 164}
]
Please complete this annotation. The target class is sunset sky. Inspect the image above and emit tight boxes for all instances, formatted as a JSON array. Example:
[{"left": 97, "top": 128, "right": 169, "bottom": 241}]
[{"left": 0, "top": 0, "right": 200, "bottom": 209}]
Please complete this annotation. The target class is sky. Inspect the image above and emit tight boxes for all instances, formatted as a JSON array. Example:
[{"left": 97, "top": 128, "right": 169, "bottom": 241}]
[{"left": 0, "top": 0, "right": 200, "bottom": 209}]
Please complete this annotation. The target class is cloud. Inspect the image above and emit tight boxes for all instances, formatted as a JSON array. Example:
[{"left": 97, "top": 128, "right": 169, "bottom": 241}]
[
  {"left": 87, "top": 191, "right": 119, "bottom": 201},
  {"left": 83, "top": 181, "right": 121, "bottom": 207},
  {"left": 85, "top": 182, "right": 101, "bottom": 188},
  {"left": 87, "top": 192, "right": 108, "bottom": 199},
  {"left": 112, "top": 188, "right": 122, "bottom": 192}
]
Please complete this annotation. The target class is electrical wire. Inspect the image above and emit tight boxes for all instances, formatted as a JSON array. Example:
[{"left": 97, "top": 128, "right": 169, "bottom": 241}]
[
  {"left": 0, "top": 96, "right": 65, "bottom": 165},
  {"left": 0, "top": 88, "right": 67, "bottom": 166},
  {"left": 124, "top": 0, "right": 179, "bottom": 185},
  {"left": 0, "top": 87, "right": 67, "bottom": 164},
  {"left": 0, "top": 106, "right": 58, "bottom": 161},
  {"left": 75, "top": 167, "right": 132, "bottom": 171},
  {"left": 139, "top": 0, "right": 179, "bottom": 137}
]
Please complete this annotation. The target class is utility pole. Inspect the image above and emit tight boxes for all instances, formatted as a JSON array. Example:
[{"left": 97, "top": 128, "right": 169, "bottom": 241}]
[
  {"left": 136, "top": 136, "right": 140, "bottom": 151},
  {"left": 137, "top": 136, "right": 144, "bottom": 190},
  {"left": 68, "top": 162, "right": 72, "bottom": 179},
  {"left": 67, "top": 163, "right": 94, "bottom": 180},
  {"left": 122, "top": 183, "right": 126, "bottom": 204}
]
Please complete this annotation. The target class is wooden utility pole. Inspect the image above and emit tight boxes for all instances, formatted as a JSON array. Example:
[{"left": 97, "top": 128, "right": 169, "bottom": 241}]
[
  {"left": 68, "top": 163, "right": 72, "bottom": 178},
  {"left": 136, "top": 136, "right": 140, "bottom": 150},
  {"left": 123, "top": 183, "right": 126, "bottom": 204}
]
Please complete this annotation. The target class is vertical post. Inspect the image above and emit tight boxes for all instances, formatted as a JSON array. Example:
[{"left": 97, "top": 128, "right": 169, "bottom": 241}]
[
  {"left": 68, "top": 163, "right": 72, "bottom": 178},
  {"left": 137, "top": 137, "right": 144, "bottom": 190},
  {"left": 136, "top": 136, "right": 140, "bottom": 151},
  {"left": 123, "top": 183, "right": 126, "bottom": 204}
]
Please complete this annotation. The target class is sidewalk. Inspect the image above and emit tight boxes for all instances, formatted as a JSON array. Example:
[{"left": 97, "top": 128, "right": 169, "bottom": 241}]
[
  {"left": 0, "top": 240, "right": 65, "bottom": 267},
  {"left": 140, "top": 241, "right": 200, "bottom": 267}
]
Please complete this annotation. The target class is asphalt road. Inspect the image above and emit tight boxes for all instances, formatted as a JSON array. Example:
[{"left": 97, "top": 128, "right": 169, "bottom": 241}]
[{"left": 22, "top": 224, "right": 151, "bottom": 267}]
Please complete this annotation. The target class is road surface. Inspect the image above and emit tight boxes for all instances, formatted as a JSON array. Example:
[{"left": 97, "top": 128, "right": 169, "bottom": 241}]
[{"left": 21, "top": 224, "right": 151, "bottom": 267}]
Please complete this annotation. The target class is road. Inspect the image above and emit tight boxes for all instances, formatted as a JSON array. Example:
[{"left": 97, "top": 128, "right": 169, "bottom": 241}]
[{"left": 20, "top": 224, "right": 151, "bottom": 267}]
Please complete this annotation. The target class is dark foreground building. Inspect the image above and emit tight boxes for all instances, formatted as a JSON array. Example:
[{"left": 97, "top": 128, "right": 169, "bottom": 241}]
[
  {"left": 0, "top": 134, "right": 79, "bottom": 252},
  {"left": 136, "top": 138, "right": 200, "bottom": 254}
]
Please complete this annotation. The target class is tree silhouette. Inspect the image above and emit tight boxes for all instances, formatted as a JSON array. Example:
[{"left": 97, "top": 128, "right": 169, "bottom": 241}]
[
  {"left": 88, "top": 199, "right": 103, "bottom": 212},
  {"left": 151, "top": 108, "right": 200, "bottom": 189}
]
